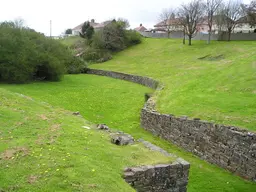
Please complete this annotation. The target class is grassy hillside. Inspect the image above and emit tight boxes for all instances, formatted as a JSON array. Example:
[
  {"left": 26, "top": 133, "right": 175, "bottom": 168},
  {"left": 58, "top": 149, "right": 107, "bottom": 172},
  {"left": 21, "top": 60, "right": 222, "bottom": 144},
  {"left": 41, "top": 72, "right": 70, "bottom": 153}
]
[
  {"left": 0, "top": 88, "right": 172, "bottom": 192},
  {"left": 2, "top": 75, "right": 256, "bottom": 192},
  {"left": 59, "top": 36, "right": 83, "bottom": 47},
  {"left": 91, "top": 38, "right": 256, "bottom": 131}
]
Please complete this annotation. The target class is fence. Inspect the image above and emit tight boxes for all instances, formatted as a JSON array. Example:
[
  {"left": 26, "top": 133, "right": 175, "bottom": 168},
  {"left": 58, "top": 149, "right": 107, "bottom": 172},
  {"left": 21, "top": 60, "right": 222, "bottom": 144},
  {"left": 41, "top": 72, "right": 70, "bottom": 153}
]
[{"left": 140, "top": 31, "right": 256, "bottom": 41}]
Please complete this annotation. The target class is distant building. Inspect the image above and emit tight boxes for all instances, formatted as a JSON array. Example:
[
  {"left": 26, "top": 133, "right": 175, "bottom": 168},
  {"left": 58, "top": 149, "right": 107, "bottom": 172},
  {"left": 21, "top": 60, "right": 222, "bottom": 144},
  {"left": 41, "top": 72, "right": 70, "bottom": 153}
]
[
  {"left": 153, "top": 15, "right": 255, "bottom": 34},
  {"left": 134, "top": 24, "right": 147, "bottom": 32},
  {"left": 154, "top": 18, "right": 183, "bottom": 33},
  {"left": 72, "top": 19, "right": 112, "bottom": 35},
  {"left": 235, "top": 16, "right": 254, "bottom": 33}
]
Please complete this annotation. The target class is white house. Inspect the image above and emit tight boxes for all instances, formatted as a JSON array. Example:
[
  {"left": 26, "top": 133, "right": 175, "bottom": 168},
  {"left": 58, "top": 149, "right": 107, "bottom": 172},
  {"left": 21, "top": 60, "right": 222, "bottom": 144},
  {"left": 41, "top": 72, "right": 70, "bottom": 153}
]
[{"left": 72, "top": 19, "right": 112, "bottom": 35}]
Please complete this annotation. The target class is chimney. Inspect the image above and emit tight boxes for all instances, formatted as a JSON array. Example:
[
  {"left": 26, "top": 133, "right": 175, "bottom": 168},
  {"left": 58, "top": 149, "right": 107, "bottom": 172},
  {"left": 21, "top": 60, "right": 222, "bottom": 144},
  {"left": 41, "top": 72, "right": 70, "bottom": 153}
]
[
  {"left": 91, "top": 19, "right": 95, "bottom": 23},
  {"left": 140, "top": 24, "right": 142, "bottom": 27}
]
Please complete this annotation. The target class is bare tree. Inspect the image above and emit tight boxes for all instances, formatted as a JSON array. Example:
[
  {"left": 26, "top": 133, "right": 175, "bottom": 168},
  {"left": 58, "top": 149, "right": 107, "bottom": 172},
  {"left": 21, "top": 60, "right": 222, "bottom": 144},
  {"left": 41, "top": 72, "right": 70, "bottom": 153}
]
[
  {"left": 178, "top": 0, "right": 205, "bottom": 45},
  {"left": 159, "top": 8, "right": 176, "bottom": 38},
  {"left": 206, "top": 0, "right": 223, "bottom": 44},
  {"left": 14, "top": 18, "right": 26, "bottom": 29},
  {"left": 215, "top": 8, "right": 226, "bottom": 32},
  {"left": 176, "top": 16, "right": 188, "bottom": 44},
  {"left": 242, "top": 0, "right": 256, "bottom": 28},
  {"left": 222, "top": 0, "right": 243, "bottom": 41}
]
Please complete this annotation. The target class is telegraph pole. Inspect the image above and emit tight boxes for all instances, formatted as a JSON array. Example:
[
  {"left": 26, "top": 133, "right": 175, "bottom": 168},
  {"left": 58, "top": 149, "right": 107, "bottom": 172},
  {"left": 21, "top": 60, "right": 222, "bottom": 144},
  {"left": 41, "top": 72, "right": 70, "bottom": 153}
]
[{"left": 50, "top": 20, "right": 52, "bottom": 37}]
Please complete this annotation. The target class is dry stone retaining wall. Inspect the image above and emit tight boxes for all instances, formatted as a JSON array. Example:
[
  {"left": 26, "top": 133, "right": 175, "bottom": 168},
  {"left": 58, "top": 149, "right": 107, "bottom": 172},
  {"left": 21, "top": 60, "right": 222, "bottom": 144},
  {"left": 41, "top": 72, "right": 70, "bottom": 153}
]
[
  {"left": 87, "top": 69, "right": 158, "bottom": 89},
  {"left": 123, "top": 140, "right": 190, "bottom": 192},
  {"left": 123, "top": 162, "right": 189, "bottom": 192},
  {"left": 85, "top": 68, "right": 256, "bottom": 181}
]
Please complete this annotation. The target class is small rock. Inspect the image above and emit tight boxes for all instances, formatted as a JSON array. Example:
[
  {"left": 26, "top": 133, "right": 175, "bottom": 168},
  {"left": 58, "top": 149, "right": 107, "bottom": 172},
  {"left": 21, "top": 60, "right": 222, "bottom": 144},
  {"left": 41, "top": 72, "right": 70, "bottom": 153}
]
[
  {"left": 73, "top": 111, "right": 81, "bottom": 116},
  {"left": 82, "top": 126, "right": 91, "bottom": 130},
  {"left": 111, "top": 133, "right": 134, "bottom": 146},
  {"left": 97, "top": 124, "right": 109, "bottom": 130}
]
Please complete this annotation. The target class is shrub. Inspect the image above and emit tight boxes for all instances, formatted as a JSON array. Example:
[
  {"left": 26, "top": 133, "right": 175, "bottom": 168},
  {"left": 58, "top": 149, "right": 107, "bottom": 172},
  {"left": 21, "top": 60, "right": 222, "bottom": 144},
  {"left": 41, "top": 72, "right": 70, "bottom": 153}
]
[
  {"left": 124, "top": 30, "right": 142, "bottom": 46},
  {"left": 0, "top": 22, "right": 83, "bottom": 83},
  {"left": 82, "top": 47, "right": 112, "bottom": 63},
  {"left": 65, "top": 57, "right": 87, "bottom": 74},
  {"left": 79, "top": 19, "right": 142, "bottom": 63},
  {"left": 101, "top": 22, "right": 126, "bottom": 52}
]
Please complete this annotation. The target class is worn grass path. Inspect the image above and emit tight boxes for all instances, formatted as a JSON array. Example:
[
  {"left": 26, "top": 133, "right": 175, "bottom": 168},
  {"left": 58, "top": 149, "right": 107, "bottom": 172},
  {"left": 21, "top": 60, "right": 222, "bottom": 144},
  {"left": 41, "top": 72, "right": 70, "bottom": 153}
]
[{"left": 2, "top": 74, "right": 256, "bottom": 192}]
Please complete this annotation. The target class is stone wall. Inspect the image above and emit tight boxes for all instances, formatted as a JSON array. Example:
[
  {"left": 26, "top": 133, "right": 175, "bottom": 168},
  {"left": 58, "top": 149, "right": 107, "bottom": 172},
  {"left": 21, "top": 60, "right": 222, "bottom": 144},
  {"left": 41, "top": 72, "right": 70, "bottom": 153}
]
[
  {"left": 124, "top": 140, "right": 190, "bottom": 192},
  {"left": 123, "top": 162, "right": 189, "bottom": 192},
  {"left": 86, "top": 68, "right": 256, "bottom": 181},
  {"left": 140, "top": 31, "right": 256, "bottom": 41},
  {"left": 141, "top": 107, "right": 256, "bottom": 181},
  {"left": 86, "top": 69, "right": 158, "bottom": 89}
]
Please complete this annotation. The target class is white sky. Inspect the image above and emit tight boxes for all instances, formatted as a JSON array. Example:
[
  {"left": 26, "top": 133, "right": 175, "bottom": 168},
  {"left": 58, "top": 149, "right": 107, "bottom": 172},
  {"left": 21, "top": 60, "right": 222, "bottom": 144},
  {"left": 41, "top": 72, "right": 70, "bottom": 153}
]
[{"left": 0, "top": 0, "right": 250, "bottom": 36}]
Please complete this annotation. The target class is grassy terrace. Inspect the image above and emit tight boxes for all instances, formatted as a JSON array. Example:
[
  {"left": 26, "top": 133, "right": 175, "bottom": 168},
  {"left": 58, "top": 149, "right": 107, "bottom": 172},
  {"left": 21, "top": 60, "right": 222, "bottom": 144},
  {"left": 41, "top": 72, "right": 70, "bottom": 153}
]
[
  {"left": 0, "top": 87, "right": 171, "bottom": 192},
  {"left": 1, "top": 75, "right": 256, "bottom": 192},
  {"left": 91, "top": 38, "right": 256, "bottom": 131}
]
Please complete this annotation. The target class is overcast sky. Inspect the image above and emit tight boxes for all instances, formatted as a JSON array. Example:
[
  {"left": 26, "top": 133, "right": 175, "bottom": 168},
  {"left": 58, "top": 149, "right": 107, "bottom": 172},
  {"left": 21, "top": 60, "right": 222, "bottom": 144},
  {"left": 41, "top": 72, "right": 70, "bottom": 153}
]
[{"left": 0, "top": 0, "right": 250, "bottom": 36}]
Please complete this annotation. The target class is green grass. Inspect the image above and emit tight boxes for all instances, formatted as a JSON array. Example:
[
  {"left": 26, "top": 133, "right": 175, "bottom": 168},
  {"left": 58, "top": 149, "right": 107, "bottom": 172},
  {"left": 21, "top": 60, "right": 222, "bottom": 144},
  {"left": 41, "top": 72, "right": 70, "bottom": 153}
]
[
  {"left": 59, "top": 36, "right": 83, "bottom": 47},
  {"left": 91, "top": 38, "right": 256, "bottom": 131},
  {"left": 0, "top": 88, "right": 171, "bottom": 192},
  {"left": 1, "top": 75, "right": 256, "bottom": 192}
]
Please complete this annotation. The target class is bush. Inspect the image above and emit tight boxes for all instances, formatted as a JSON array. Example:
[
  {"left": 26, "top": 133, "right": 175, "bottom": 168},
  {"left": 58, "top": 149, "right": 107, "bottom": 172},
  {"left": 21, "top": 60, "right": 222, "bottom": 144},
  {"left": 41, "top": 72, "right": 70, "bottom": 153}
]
[
  {"left": 65, "top": 56, "right": 87, "bottom": 74},
  {"left": 76, "top": 19, "right": 142, "bottom": 63},
  {"left": 124, "top": 30, "right": 142, "bottom": 46},
  {"left": 82, "top": 47, "right": 112, "bottom": 63},
  {"left": 84, "top": 20, "right": 141, "bottom": 63},
  {"left": 0, "top": 22, "right": 84, "bottom": 83},
  {"left": 100, "top": 22, "right": 126, "bottom": 52}
]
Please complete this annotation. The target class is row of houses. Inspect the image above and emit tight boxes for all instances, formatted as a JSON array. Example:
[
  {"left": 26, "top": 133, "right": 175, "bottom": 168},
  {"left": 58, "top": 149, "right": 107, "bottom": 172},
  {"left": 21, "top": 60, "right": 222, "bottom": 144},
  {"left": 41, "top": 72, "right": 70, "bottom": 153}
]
[
  {"left": 134, "top": 16, "right": 254, "bottom": 34},
  {"left": 71, "top": 16, "right": 254, "bottom": 36}
]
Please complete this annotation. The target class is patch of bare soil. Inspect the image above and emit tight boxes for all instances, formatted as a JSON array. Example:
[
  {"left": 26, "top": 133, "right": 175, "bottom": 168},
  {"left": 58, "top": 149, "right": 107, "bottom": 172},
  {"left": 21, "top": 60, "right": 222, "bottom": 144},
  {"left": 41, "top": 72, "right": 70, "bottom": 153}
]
[
  {"left": 49, "top": 124, "right": 61, "bottom": 132},
  {"left": 38, "top": 114, "right": 48, "bottom": 120},
  {"left": 27, "top": 175, "right": 39, "bottom": 184},
  {"left": 0, "top": 147, "right": 29, "bottom": 160},
  {"left": 35, "top": 135, "right": 45, "bottom": 145}
]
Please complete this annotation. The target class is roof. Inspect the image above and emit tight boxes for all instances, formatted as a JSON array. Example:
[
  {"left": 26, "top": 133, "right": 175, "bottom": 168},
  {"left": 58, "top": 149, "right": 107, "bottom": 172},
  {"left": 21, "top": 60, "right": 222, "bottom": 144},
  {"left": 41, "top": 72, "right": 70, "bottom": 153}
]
[
  {"left": 72, "top": 20, "right": 111, "bottom": 31},
  {"left": 154, "top": 18, "right": 182, "bottom": 27},
  {"left": 134, "top": 25, "right": 147, "bottom": 32},
  {"left": 94, "top": 20, "right": 112, "bottom": 29}
]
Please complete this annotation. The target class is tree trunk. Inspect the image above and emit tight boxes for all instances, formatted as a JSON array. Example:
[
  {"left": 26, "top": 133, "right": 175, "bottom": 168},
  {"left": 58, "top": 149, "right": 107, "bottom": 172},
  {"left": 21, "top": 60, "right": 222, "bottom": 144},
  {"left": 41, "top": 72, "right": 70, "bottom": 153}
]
[
  {"left": 228, "top": 29, "right": 231, "bottom": 41},
  {"left": 188, "top": 35, "right": 192, "bottom": 46},
  {"left": 183, "top": 29, "right": 186, "bottom": 45},
  {"left": 168, "top": 30, "right": 170, "bottom": 38},
  {"left": 207, "top": 26, "right": 212, "bottom": 44}
]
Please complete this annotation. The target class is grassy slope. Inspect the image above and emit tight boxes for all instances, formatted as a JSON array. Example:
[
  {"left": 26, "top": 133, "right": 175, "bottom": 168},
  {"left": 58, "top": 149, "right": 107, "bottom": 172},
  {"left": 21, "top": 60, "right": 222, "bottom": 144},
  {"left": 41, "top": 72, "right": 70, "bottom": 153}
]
[
  {"left": 2, "top": 75, "right": 256, "bottom": 192},
  {"left": 91, "top": 38, "right": 256, "bottom": 131},
  {"left": 0, "top": 88, "right": 171, "bottom": 192},
  {"left": 58, "top": 36, "right": 83, "bottom": 47}
]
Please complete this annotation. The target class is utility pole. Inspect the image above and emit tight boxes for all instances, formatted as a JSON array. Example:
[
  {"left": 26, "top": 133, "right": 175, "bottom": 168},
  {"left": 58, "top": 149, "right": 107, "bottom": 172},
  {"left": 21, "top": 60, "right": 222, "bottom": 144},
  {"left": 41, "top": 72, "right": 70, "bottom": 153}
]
[{"left": 50, "top": 20, "right": 52, "bottom": 37}]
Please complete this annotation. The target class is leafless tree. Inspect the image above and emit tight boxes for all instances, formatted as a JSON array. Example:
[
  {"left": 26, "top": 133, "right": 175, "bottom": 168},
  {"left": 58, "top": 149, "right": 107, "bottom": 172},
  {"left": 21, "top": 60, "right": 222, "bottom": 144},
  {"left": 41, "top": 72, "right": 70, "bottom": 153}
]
[
  {"left": 206, "top": 0, "right": 223, "bottom": 44},
  {"left": 14, "top": 18, "right": 26, "bottom": 29},
  {"left": 242, "top": 0, "right": 256, "bottom": 28},
  {"left": 178, "top": 0, "right": 205, "bottom": 45},
  {"left": 221, "top": 0, "right": 243, "bottom": 41},
  {"left": 215, "top": 8, "right": 226, "bottom": 32},
  {"left": 159, "top": 8, "right": 176, "bottom": 38}
]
